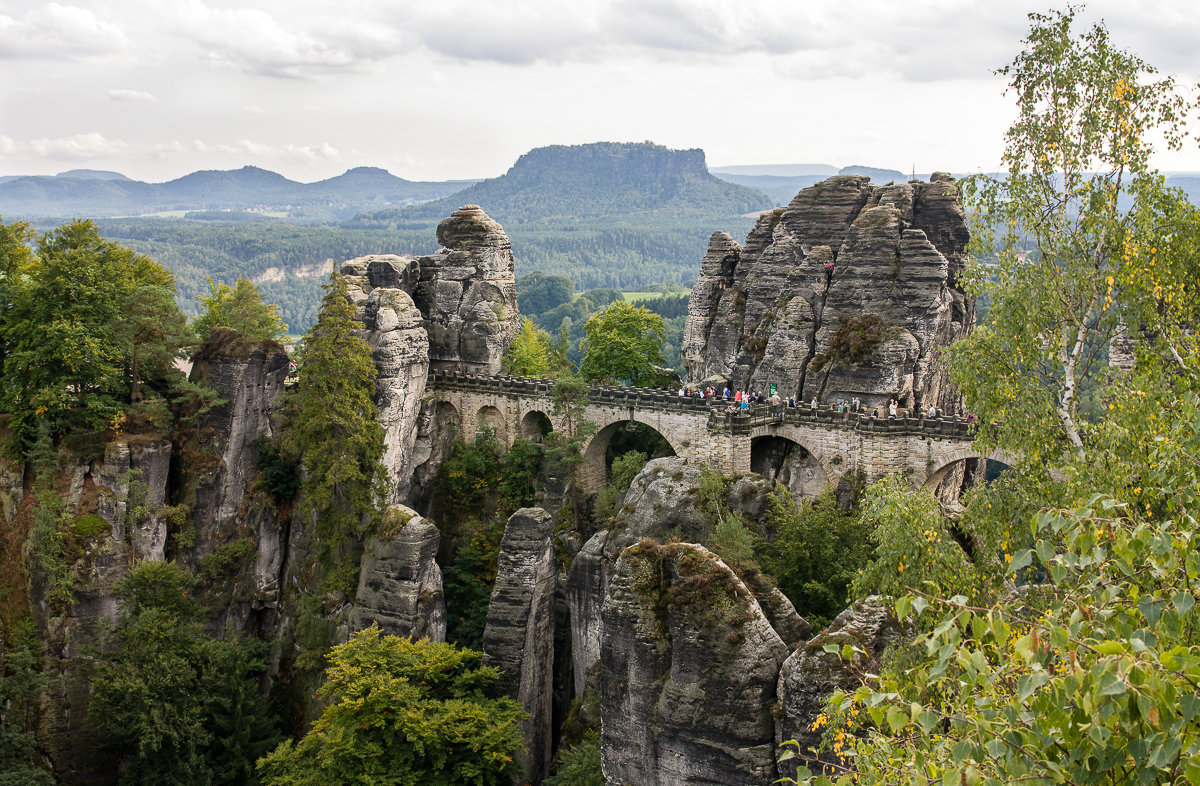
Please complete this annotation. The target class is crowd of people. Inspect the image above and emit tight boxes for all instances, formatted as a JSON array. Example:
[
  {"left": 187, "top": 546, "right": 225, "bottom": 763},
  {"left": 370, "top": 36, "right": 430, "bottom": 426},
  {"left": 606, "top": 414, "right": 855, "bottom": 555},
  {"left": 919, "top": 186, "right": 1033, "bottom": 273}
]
[{"left": 673, "top": 384, "right": 957, "bottom": 422}]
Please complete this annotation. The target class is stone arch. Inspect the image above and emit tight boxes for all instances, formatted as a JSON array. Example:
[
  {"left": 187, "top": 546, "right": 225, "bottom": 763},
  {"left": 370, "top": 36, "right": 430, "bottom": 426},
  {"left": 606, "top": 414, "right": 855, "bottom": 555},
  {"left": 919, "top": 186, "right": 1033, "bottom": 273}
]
[
  {"left": 520, "top": 410, "right": 553, "bottom": 442},
  {"left": 476, "top": 404, "right": 507, "bottom": 444},
  {"left": 921, "top": 447, "right": 1017, "bottom": 501},
  {"left": 580, "top": 417, "right": 682, "bottom": 493},
  {"left": 750, "top": 434, "right": 830, "bottom": 501},
  {"left": 749, "top": 423, "right": 835, "bottom": 484}
]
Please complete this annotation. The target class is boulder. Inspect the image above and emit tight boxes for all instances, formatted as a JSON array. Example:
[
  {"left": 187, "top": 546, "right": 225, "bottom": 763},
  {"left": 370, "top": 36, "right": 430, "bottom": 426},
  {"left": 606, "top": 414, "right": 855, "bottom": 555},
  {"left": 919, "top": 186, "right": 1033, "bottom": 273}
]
[
  {"left": 600, "top": 541, "right": 790, "bottom": 784},
  {"left": 349, "top": 505, "right": 446, "bottom": 642},
  {"left": 775, "top": 597, "right": 904, "bottom": 778}
]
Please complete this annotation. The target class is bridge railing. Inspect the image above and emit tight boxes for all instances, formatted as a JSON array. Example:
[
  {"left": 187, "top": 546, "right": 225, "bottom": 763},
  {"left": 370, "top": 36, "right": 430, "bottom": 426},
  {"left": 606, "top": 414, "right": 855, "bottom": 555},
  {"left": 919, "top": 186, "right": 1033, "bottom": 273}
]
[{"left": 429, "top": 372, "right": 976, "bottom": 440}]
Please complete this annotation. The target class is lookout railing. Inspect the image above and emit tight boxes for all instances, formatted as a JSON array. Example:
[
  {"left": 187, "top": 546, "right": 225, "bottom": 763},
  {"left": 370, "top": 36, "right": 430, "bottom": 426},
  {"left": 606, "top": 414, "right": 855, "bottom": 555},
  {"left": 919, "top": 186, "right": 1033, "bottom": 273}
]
[{"left": 428, "top": 371, "right": 976, "bottom": 440}]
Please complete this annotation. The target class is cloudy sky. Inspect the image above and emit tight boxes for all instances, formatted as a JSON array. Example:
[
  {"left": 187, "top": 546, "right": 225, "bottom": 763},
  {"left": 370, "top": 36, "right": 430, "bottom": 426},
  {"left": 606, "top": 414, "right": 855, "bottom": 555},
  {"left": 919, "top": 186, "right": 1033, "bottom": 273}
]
[{"left": 2, "top": 0, "right": 1198, "bottom": 183}]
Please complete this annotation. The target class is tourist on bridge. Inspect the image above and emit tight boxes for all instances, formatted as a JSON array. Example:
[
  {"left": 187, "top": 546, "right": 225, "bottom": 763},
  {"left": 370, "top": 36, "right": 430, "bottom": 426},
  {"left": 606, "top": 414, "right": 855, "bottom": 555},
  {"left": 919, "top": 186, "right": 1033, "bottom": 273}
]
[
  {"left": 810, "top": 397, "right": 818, "bottom": 414},
  {"left": 722, "top": 386, "right": 730, "bottom": 400},
  {"left": 888, "top": 399, "right": 899, "bottom": 419},
  {"left": 851, "top": 397, "right": 861, "bottom": 413}
]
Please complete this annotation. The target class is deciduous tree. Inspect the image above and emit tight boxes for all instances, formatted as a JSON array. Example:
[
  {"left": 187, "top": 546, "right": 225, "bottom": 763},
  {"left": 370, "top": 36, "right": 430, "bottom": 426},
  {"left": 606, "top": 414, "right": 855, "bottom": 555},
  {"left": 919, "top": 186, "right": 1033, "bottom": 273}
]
[
  {"left": 193, "top": 277, "right": 287, "bottom": 343},
  {"left": 256, "top": 626, "right": 524, "bottom": 786},
  {"left": 579, "top": 301, "right": 666, "bottom": 386}
]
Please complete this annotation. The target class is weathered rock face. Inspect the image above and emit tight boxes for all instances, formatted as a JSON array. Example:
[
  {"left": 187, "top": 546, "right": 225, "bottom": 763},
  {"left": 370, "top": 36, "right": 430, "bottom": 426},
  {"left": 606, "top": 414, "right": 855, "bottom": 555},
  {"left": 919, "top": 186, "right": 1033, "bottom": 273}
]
[
  {"left": 342, "top": 255, "right": 431, "bottom": 503},
  {"left": 600, "top": 542, "right": 790, "bottom": 785},
  {"left": 412, "top": 205, "right": 520, "bottom": 375},
  {"left": 775, "top": 597, "right": 903, "bottom": 777},
  {"left": 349, "top": 505, "right": 446, "bottom": 642},
  {"left": 180, "top": 330, "right": 291, "bottom": 634},
  {"left": 481, "top": 508, "right": 557, "bottom": 784},
  {"left": 31, "top": 437, "right": 175, "bottom": 784},
  {"left": 186, "top": 330, "right": 290, "bottom": 552},
  {"left": 683, "top": 174, "right": 971, "bottom": 413},
  {"left": 566, "top": 457, "right": 798, "bottom": 696},
  {"left": 91, "top": 437, "right": 172, "bottom": 561}
]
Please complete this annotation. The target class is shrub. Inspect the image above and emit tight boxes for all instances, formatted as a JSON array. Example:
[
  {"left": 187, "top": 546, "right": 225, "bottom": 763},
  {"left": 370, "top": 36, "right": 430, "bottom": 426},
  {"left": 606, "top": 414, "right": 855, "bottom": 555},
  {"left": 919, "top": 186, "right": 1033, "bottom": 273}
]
[{"left": 829, "top": 313, "right": 894, "bottom": 365}]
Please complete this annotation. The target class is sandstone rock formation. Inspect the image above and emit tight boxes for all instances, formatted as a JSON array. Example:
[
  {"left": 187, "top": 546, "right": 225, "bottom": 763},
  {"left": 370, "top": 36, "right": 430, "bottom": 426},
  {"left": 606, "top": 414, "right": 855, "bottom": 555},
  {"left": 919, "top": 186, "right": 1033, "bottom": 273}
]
[
  {"left": 342, "top": 255, "right": 431, "bottom": 503},
  {"left": 775, "top": 597, "right": 903, "bottom": 778},
  {"left": 683, "top": 174, "right": 971, "bottom": 415},
  {"left": 349, "top": 505, "right": 446, "bottom": 642},
  {"left": 600, "top": 541, "right": 790, "bottom": 784},
  {"left": 184, "top": 330, "right": 290, "bottom": 616},
  {"left": 29, "top": 441, "right": 177, "bottom": 783},
  {"left": 92, "top": 437, "right": 172, "bottom": 561},
  {"left": 412, "top": 205, "right": 520, "bottom": 375},
  {"left": 566, "top": 457, "right": 804, "bottom": 695},
  {"left": 482, "top": 507, "right": 558, "bottom": 784}
]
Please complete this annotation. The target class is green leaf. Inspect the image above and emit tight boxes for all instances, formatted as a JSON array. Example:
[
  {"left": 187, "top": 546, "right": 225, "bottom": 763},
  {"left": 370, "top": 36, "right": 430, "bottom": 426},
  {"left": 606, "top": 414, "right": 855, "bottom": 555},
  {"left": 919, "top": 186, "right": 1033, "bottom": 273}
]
[
  {"left": 1172, "top": 591, "right": 1195, "bottom": 615},
  {"left": 1140, "top": 597, "right": 1167, "bottom": 626},
  {"left": 1010, "top": 549, "right": 1032, "bottom": 572},
  {"left": 1095, "top": 671, "right": 1127, "bottom": 697}
]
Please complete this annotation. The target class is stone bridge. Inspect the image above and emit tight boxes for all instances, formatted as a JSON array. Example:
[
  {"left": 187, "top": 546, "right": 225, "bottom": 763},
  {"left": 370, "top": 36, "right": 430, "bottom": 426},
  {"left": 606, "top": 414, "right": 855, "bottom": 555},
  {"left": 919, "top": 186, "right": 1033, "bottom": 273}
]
[{"left": 426, "top": 371, "right": 1015, "bottom": 496}]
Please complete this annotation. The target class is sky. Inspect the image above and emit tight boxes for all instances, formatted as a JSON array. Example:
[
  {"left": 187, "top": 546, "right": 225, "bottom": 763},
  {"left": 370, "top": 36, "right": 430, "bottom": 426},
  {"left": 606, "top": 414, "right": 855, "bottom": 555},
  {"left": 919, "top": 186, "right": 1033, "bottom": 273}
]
[{"left": 2, "top": 0, "right": 1199, "bottom": 183}]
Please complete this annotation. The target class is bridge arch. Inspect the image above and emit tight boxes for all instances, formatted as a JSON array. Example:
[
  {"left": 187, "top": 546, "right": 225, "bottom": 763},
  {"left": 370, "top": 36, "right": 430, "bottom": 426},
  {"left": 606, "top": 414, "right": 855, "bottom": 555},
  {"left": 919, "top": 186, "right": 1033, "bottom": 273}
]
[
  {"left": 580, "top": 416, "right": 682, "bottom": 493},
  {"left": 920, "top": 446, "right": 1018, "bottom": 494},
  {"left": 520, "top": 410, "right": 553, "bottom": 441},
  {"left": 749, "top": 423, "right": 836, "bottom": 487},
  {"left": 475, "top": 405, "right": 507, "bottom": 444},
  {"left": 750, "top": 434, "right": 831, "bottom": 501}
]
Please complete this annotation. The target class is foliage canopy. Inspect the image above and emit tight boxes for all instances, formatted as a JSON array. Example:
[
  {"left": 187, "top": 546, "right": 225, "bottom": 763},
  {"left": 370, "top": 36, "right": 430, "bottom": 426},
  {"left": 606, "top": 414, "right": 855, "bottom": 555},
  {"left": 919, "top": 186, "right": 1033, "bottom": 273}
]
[{"left": 257, "top": 626, "right": 525, "bottom": 786}]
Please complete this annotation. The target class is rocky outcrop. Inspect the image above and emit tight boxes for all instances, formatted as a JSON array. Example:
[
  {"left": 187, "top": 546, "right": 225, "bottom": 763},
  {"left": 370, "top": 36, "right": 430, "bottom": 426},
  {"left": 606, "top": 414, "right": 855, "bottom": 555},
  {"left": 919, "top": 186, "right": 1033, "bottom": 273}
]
[
  {"left": 32, "top": 438, "right": 176, "bottom": 784},
  {"left": 342, "top": 255, "right": 431, "bottom": 503},
  {"left": 482, "top": 508, "right": 558, "bottom": 784},
  {"left": 412, "top": 205, "right": 520, "bottom": 375},
  {"left": 566, "top": 457, "right": 797, "bottom": 696},
  {"left": 186, "top": 330, "right": 290, "bottom": 552},
  {"left": 349, "top": 505, "right": 446, "bottom": 642},
  {"left": 683, "top": 174, "right": 971, "bottom": 414},
  {"left": 91, "top": 438, "right": 172, "bottom": 561},
  {"left": 775, "top": 597, "right": 903, "bottom": 777},
  {"left": 600, "top": 541, "right": 790, "bottom": 784}
]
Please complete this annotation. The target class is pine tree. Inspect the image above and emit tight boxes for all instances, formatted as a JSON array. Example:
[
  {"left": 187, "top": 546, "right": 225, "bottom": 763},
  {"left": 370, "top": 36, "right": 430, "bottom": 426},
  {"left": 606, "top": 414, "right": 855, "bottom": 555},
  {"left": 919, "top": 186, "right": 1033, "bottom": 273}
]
[{"left": 282, "top": 270, "right": 385, "bottom": 592}]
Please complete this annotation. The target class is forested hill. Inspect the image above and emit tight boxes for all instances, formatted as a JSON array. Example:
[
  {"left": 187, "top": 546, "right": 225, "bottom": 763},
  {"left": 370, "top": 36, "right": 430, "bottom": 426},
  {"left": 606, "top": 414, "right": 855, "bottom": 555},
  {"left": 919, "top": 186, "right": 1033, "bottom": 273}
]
[
  {"left": 347, "top": 142, "right": 772, "bottom": 226},
  {"left": 0, "top": 166, "right": 474, "bottom": 220}
]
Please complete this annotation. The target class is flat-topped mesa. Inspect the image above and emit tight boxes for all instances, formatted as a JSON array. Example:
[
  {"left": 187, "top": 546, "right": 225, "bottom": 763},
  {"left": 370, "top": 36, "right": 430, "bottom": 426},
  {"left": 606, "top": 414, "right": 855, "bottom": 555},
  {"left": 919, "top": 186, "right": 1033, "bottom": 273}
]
[
  {"left": 414, "top": 205, "right": 521, "bottom": 375},
  {"left": 683, "top": 173, "right": 972, "bottom": 414}
]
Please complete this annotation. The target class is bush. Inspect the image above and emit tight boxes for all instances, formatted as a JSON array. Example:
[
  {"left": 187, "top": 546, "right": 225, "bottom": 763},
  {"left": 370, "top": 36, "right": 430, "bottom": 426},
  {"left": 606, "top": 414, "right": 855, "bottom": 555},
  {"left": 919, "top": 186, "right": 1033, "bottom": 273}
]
[
  {"left": 545, "top": 731, "right": 603, "bottom": 786},
  {"left": 757, "top": 489, "right": 874, "bottom": 629},
  {"left": 829, "top": 313, "right": 893, "bottom": 365},
  {"left": 71, "top": 514, "right": 110, "bottom": 540}
]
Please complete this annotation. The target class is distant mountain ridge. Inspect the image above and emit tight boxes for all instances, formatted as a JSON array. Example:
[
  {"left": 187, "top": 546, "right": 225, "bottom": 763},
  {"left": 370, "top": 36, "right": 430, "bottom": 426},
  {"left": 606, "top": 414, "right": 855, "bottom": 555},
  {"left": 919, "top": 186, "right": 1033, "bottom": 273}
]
[
  {"left": 0, "top": 165, "right": 475, "bottom": 220},
  {"left": 354, "top": 141, "right": 772, "bottom": 227}
]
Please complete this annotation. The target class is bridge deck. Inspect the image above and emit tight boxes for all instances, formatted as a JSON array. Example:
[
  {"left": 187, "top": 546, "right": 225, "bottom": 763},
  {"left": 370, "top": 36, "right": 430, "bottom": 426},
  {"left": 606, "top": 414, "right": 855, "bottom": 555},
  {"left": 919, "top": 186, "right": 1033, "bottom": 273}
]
[{"left": 428, "top": 371, "right": 976, "bottom": 442}]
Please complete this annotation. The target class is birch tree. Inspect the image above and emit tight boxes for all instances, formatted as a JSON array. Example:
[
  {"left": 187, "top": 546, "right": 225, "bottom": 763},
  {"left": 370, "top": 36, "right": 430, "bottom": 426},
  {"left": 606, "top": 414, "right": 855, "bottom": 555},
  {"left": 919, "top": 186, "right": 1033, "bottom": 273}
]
[{"left": 953, "top": 6, "right": 1194, "bottom": 462}]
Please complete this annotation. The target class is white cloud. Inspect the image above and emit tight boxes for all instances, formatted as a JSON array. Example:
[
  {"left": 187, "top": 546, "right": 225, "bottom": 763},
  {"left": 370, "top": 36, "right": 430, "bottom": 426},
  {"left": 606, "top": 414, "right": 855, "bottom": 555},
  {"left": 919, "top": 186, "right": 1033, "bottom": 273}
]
[
  {"left": 107, "top": 88, "right": 156, "bottom": 102},
  {"left": 0, "top": 3, "right": 129, "bottom": 60},
  {"left": 158, "top": 0, "right": 398, "bottom": 79},
  {"left": 28, "top": 132, "right": 129, "bottom": 161},
  {"left": 4, "top": 132, "right": 340, "bottom": 172}
]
